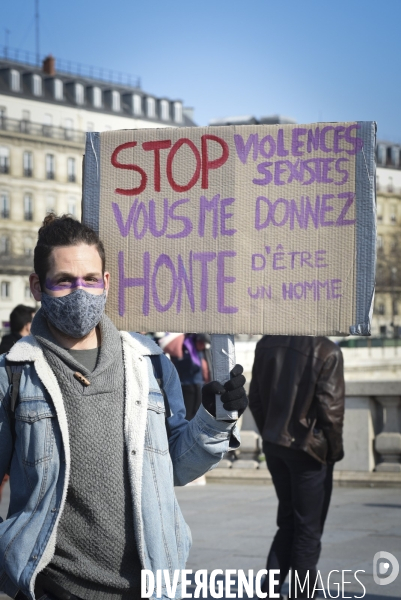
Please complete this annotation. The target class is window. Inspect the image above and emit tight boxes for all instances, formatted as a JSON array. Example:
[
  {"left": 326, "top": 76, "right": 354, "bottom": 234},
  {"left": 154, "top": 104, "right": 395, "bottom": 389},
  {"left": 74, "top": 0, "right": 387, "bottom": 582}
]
[
  {"left": 43, "top": 114, "right": 52, "bottom": 137},
  {"left": 24, "top": 194, "right": 33, "bottom": 220},
  {"left": 93, "top": 87, "right": 102, "bottom": 108},
  {"left": 67, "top": 158, "right": 76, "bottom": 182},
  {"left": 54, "top": 79, "right": 63, "bottom": 100},
  {"left": 64, "top": 118, "right": 73, "bottom": 140},
  {"left": 160, "top": 100, "right": 169, "bottom": 121},
  {"left": 68, "top": 198, "right": 77, "bottom": 216},
  {"left": 1, "top": 192, "right": 10, "bottom": 218},
  {"left": 378, "top": 303, "right": 385, "bottom": 315},
  {"left": 146, "top": 97, "right": 155, "bottom": 118},
  {"left": 46, "top": 154, "right": 55, "bottom": 179},
  {"left": 46, "top": 195, "right": 56, "bottom": 214},
  {"left": 133, "top": 94, "right": 142, "bottom": 116},
  {"left": 391, "top": 146, "right": 400, "bottom": 168},
  {"left": 0, "top": 236, "right": 10, "bottom": 255},
  {"left": 25, "top": 285, "right": 32, "bottom": 299},
  {"left": 388, "top": 177, "right": 394, "bottom": 193},
  {"left": 111, "top": 91, "right": 120, "bottom": 112},
  {"left": 32, "top": 74, "right": 42, "bottom": 96},
  {"left": 393, "top": 146, "right": 401, "bottom": 168},
  {"left": 10, "top": 70, "right": 20, "bottom": 92},
  {"left": 0, "top": 107, "right": 6, "bottom": 128},
  {"left": 379, "top": 325, "right": 387, "bottom": 336},
  {"left": 75, "top": 83, "right": 85, "bottom": 105},
  {"left": 23, "top": 151, "right": 33, "bottom": 177},
  {"left": 0, "top": 147, "right": 10, "bottom": 174},
  {"left": 377, "top": 144, "right": 386, "bottom": 166},
  {"left": 21, "top": 109, "right": 30, "bottom": 133},
  {"left": 1, "top": 281, "right": 10, "bottom": 298},
  {"left": 377, "top": 202, "right": 382, "bottom": 221},
  {"left": 390, "top": 205, "right": 397, "bottom": 222},
  {"left": 377, "top": 235, "right": 383, "bottom": 249},
  {"left": 24, "top": 237, "right": 34, "bottom": 257},
  {"left": 174, "top": 102, "right": 183, "bottom": 123}
]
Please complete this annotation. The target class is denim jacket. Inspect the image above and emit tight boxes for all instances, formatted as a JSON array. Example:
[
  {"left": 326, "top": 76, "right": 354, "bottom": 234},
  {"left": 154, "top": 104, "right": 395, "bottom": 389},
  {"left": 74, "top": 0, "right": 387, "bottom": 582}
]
[{"left": 0, "top": 332, "right": 240, "bottom": 600}]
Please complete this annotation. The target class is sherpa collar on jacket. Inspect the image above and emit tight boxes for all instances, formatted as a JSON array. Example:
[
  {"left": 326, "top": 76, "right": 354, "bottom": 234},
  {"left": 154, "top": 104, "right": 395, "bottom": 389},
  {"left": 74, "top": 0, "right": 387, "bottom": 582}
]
[{"left": 7, "top": 320, "right": 162, "bottom": 595}]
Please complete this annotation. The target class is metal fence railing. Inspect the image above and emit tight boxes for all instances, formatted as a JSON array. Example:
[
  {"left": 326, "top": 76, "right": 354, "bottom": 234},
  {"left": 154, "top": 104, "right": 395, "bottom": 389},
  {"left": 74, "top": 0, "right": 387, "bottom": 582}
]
[
  {"left": 0, "top": 116, "right": 86, "bottom": 145},
  {"left": 0, "top": 46, "right": 141, "bottom": 88}
]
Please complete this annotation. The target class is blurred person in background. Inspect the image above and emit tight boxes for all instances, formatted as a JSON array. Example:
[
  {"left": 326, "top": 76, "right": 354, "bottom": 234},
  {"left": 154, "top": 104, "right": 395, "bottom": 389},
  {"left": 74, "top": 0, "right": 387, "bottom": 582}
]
[
  {"left": 249, "top": 335, "right": 345, "bottom": 599},
  {"left": 0, "top": 305, "right": 35, "bottom": 502},
  {"left": 158, "top": 333, "right": 212, "bottom": 420},
  {"left": 0, "top": 305, "right": 36, "bottom": 354}
]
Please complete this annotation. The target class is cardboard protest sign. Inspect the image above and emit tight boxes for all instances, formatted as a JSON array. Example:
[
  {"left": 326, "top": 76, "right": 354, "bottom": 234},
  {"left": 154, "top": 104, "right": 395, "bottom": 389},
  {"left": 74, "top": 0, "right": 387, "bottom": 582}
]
[{"left": 82, "top": 122, "right": 376, "bottom": 336}]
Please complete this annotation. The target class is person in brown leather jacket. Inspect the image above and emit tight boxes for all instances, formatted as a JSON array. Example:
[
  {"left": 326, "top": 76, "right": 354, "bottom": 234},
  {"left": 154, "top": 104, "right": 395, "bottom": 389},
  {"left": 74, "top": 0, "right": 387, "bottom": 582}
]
[{"left": 249, "top": 335, "right": 345, "bottom": 599}]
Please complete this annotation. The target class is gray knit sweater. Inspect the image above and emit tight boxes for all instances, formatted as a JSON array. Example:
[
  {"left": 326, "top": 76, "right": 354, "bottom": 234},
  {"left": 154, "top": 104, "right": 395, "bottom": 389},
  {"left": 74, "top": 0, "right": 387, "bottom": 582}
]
[{"left": 31, "top": 311, "right": 141, "bottom": 600}]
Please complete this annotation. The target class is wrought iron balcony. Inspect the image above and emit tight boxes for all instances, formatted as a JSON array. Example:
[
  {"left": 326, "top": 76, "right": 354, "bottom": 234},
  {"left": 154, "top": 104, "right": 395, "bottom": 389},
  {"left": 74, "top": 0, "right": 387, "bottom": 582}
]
[{"left": 0, "top": 116, "right": 86, "bottom": 145}]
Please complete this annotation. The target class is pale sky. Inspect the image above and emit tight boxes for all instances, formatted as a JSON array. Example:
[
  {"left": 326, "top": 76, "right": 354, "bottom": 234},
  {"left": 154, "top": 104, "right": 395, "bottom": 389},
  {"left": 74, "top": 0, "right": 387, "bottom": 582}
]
[{"left": 3, "top": 0, "right": 401, "bottom": 141}]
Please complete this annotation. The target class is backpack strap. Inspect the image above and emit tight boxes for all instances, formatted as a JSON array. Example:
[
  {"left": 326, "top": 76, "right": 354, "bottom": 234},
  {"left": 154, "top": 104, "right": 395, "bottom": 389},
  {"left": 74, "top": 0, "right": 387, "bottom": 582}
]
[
  {"left": 149, "top": 354, "right": 172, "bottom": 439},
  {"left": 4, "top": 358, "right": 24, "bottom": 472}
]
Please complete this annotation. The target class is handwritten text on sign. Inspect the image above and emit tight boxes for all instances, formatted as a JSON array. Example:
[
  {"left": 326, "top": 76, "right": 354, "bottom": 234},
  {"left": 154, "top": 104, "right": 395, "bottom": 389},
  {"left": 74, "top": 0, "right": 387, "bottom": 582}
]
[{"left": 98, "top": 123, "right": 365, "bottom": 335}]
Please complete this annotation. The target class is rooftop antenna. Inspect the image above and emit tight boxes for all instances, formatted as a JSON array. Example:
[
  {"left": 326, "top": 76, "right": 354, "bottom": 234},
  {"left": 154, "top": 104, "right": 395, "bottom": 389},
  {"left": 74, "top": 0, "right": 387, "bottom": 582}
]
[{"left": 35, "top": 0, "right": 40, "bottom": 65}]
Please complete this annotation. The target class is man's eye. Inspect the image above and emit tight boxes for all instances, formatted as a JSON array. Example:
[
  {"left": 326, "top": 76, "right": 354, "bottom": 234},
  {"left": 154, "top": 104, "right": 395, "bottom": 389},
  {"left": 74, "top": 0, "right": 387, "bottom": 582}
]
[{"left": 85, "top": 278, "right": 99, "bottom": 284}]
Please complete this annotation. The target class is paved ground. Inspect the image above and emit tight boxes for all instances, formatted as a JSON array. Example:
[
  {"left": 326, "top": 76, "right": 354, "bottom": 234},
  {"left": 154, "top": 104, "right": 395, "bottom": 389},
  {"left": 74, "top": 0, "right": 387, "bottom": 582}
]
[{"left": 1, "top": 481, "right": 400, "bottom": 599}]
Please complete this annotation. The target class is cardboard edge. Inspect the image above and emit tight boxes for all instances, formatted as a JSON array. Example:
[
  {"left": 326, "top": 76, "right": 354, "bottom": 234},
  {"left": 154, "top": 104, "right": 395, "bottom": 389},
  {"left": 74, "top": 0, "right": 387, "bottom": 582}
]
[
  {"left": 82, "top": 132, "right": 101, "bottom": 234},
  {"left": 350, "top": 121, "right": 377, "bottom": 336}
]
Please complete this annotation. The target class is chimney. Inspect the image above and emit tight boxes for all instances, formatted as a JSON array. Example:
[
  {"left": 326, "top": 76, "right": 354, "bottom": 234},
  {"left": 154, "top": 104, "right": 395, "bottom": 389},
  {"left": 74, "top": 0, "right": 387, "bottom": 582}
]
[{"left": 43, "top": 55, "right": 56, "bottom": 76}]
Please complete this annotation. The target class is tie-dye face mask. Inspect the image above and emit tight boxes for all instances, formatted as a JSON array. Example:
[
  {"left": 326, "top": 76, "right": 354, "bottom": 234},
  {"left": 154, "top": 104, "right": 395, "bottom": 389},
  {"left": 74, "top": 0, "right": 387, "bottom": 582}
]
[{"left": 41, "top": 288, "right": 107, "bottom": 338}]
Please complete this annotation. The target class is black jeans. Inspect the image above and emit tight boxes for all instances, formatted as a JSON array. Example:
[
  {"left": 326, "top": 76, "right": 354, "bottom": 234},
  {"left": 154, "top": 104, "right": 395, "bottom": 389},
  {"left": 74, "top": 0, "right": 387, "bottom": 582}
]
[{"left": 263, "top": 442, "right": 334, "bottom": 598}]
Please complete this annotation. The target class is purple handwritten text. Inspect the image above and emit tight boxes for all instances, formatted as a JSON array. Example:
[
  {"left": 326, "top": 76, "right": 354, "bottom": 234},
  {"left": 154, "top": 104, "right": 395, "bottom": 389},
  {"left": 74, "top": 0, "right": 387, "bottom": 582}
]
[
  {"left": 118, "top": 250, "right": 238, "bottom": 317},
  {"left": 255, "top": 193, "right": 355, "bottom": 231}
]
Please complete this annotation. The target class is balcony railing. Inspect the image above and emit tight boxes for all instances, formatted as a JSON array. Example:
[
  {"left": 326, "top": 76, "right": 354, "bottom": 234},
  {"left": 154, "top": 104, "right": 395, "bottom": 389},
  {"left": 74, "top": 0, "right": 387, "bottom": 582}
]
[
  {"left": 0, "top": 116, "right": 86, "bottom": 144},
  {"left": 1, "top": 46, "right": 141, "bottom": 88}
]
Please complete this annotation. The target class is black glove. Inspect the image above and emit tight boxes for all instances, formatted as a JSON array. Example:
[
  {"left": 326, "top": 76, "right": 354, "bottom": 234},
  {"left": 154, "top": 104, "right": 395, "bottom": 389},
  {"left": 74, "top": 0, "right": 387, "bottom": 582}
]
[{"left": 202, "top": 364, "right": 248, "bottom": 419}]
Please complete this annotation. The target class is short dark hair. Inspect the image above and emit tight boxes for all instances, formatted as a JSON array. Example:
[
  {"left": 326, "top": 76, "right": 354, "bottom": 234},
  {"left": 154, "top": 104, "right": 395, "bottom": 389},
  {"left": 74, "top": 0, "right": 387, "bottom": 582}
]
[
  {"left": 10, "top": 305, "right": 36, "bottom": 334},
  {"left": 34, "top": 213, "right": 106, "bottom": 289}
]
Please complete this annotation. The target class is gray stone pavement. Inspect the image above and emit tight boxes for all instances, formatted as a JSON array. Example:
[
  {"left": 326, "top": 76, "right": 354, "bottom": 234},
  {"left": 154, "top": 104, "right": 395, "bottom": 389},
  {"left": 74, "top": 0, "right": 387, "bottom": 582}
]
[
  {"left": 1, "top": 481, "right": 400, "bottom": 599},
  {"left": 175, "top": 483, "right": 401, "bottom": 599}
]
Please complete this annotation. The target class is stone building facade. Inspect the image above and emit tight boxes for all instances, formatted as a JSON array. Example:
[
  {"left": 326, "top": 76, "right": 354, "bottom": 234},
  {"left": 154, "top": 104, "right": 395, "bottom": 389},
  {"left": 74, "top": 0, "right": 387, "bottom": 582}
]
[
  {"left": 374, "top": 143, "right": 401, "bottom": 337},
  {"left": 0, "top": 54, "right": 195, "bottom": 330}
]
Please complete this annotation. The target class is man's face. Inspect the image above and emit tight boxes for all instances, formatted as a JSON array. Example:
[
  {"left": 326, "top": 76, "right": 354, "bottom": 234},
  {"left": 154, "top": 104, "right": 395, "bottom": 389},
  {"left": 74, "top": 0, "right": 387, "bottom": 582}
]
[{"left": 30, "top": 243, "right": 110, "bottom": 301}]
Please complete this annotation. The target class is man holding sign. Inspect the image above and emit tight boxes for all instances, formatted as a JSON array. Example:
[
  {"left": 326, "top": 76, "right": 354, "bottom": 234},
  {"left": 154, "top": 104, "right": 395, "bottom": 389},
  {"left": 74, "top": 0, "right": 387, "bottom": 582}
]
[{"left": 0, "top": 214, "right": 247, "bottom": 600}]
